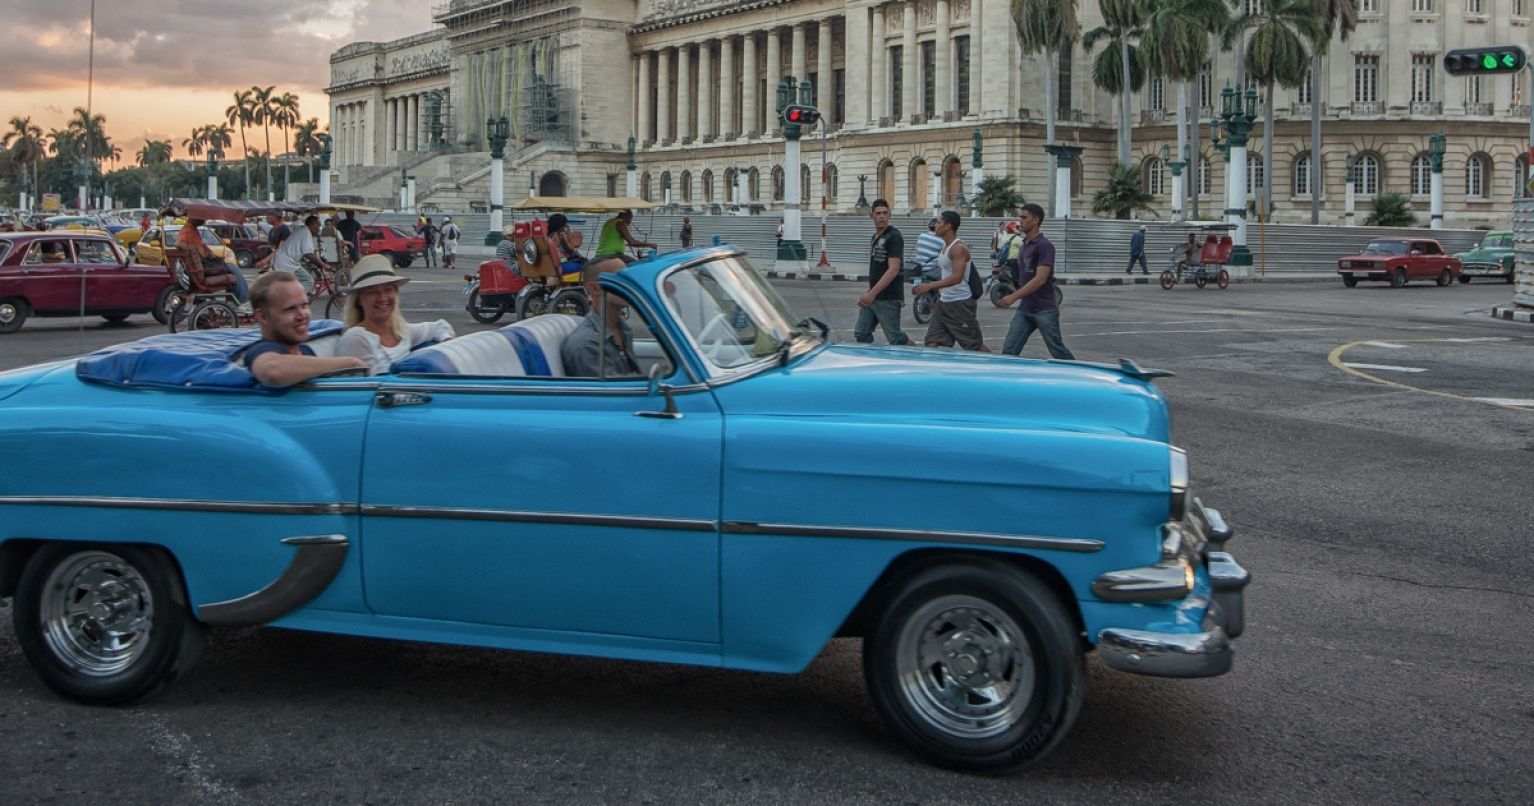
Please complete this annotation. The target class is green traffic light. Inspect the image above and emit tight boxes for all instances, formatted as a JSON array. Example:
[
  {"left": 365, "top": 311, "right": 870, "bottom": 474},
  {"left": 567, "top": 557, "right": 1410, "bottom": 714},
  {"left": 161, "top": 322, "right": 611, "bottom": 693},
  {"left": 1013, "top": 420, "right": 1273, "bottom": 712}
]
[
  {"left": 1482, "top": 54, "right": 1498, "bottom": 70},
  {"left": 1502, "top": 53, "right": 1518, "bottom": 69}
]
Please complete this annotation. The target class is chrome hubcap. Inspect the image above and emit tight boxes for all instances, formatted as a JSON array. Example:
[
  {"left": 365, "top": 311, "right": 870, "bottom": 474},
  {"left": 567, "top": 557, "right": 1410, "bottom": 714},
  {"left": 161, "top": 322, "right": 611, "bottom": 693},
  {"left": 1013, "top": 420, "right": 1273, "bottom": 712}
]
[
  {"left": 896, "top": 595, "right": 1034, "bottom": 739},
  {"left": 40, "top": 552, "right": 154, "bottom": 676},
  {"left": 0, "top": 303, "right": 15, "bottom": 324}
]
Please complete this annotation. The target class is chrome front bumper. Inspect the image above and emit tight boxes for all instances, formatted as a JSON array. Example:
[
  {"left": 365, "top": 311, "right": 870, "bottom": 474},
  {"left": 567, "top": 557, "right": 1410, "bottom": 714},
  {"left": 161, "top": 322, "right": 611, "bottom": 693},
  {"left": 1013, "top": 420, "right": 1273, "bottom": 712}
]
[{"left": 1096, "top": 503, "right": 1251, "bottom": 679}]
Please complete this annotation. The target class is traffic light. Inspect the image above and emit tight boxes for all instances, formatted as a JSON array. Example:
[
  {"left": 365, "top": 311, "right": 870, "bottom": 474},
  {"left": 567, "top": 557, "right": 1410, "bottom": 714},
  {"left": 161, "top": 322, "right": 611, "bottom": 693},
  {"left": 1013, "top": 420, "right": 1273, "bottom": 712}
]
[
  {"left": 1443, "top": 46, "right": 1527, "bottom": 75},
  {"left": 782, "top": 105, "right": 821, "bottom": 127}
]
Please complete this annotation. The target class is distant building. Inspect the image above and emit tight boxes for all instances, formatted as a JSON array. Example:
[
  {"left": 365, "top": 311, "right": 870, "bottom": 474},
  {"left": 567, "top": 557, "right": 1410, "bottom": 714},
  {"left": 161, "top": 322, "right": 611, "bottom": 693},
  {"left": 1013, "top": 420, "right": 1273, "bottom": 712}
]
[{"left": 325, "top": 0, "right": 1533, "bottom": 225}]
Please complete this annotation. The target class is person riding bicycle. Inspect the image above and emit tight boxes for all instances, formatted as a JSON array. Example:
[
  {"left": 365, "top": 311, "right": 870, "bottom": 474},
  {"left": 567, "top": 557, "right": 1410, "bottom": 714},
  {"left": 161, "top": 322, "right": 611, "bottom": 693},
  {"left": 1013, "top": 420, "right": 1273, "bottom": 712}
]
[
  {"left": 176, "top": 217, "right": 249, "bottom": 304},
  {"left": 911, "top": 218, "right": 944, "bottom": 281},
  {"left": 1177, "top": 233, "right": 1202, "bottom": 274},
  {"left": 547, "top": 213, "right": 587, "bottom": 272},
  {"left": 272, "top": 214, "right": 331, "bottom": 294},
  {"left": 595, "top": 210, "right": 655, "bottom": 265}
]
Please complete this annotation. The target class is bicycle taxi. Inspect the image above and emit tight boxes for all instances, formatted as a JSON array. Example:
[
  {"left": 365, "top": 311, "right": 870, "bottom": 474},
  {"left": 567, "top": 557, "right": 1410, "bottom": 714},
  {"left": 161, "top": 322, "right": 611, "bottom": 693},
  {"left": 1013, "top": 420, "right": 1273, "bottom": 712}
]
[
  {"left": 1160, "top": 222, "right": 1235, "bottom": 290},
  {"left": 465, "top": 196, "right": 655, "bottom": 324},
  {"left": 156, "top": 198, "right": 376, "bottom": 331}
]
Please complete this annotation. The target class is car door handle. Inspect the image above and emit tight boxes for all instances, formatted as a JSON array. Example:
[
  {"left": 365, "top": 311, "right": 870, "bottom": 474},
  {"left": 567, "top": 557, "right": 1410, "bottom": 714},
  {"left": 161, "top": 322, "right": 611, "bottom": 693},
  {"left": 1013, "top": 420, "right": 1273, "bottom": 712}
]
[{"left": 375, "top": 391, "right": 432, "bottom": 408}]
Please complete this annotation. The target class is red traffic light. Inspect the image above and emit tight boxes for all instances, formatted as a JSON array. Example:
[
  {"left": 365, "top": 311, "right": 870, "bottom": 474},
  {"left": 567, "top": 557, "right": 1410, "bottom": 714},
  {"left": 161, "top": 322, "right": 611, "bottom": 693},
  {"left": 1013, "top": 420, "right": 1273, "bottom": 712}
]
[{"left": 782, "top": 104, "right": 822, "bottom": 127}]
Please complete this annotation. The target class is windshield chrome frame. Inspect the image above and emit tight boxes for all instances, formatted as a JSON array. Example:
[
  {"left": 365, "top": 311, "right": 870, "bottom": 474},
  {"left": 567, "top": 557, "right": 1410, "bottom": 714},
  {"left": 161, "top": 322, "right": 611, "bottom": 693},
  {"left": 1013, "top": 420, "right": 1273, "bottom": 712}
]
[{"left": 656, "top": 254, "right": 821, "bottom": 384}]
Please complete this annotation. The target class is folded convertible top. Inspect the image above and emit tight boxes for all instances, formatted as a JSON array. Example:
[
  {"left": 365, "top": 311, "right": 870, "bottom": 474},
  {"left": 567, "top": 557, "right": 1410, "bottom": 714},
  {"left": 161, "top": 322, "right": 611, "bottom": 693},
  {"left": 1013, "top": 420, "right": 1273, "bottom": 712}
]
[{"left": 76, "top": 322, "right": 344, "bottom": 393}]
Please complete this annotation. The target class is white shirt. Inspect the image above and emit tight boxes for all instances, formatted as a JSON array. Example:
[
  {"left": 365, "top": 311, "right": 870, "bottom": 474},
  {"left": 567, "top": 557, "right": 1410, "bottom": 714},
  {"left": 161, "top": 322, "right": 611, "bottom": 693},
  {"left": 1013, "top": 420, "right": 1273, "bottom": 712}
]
[
  {"left": 936, "top": 239, "right": 974, "bottom": 303},
  {"left": 336, "top": 320, "right": 456, "bottom": 375},
  {"left": 274, "top": 227, "right": 319, "bottom": 273}
]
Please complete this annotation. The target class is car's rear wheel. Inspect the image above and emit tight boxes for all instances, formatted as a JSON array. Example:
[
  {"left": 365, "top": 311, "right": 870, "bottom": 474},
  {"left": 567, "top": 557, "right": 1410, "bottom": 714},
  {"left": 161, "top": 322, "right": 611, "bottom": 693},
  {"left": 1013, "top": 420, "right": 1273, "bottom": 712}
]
[
  {"left": 467, "top": 289, "right": 507, "bottom": 324},
  {"left": 1342, "top": 274, "right": 1358, "bottom": 288},
  {"left": 1436, "top": 269, "right": 1452, "bottom": 287},
  {"left": 393, "top": 254, "right": 414, "bottom": 269},
  {"left": 101, "top": 313, "right": 131, "bottom": 324},
  {"left": 863, "top": 559, "right": 1084, "bottom": 774},
  {"left": 234, "top": 250, "right": 254, "bottom": 269},
  {"left": 0, "top": 298, "right": 32, "bottom": 334},
  {"left": 13, "top": 543, "right": 205, "bottom": 705},
  {"left": 1390, "top": 268, "right": 1407, "bottom": 288},
  {"left": 1159, "top": 270, "right": 1176, "bottom": 290},
  {"left": 1458, "top": 275, "right": 1472, "bottom": 284}
]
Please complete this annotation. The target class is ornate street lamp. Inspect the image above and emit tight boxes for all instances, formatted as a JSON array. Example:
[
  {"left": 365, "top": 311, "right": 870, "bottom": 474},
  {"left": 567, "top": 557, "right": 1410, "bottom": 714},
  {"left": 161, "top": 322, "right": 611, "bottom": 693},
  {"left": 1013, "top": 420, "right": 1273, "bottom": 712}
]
[
  {"left": 206, "top": 146, "right": 221, "bottom": 200},
  {"left": 969, "top": 129, "right": 984, "bottom": 217},
  {"left": 1427, "top": 132, "right": 1447, "bottom": 229},
  {"left": 1160, "top": 142, "right": 1190, "bottom": 222},
  {"left": 485, "top": 116, "right": 510, "bottom": 244},
  {"left": 625, "top": 134, "right": 638, "bottom": 198},
  {"left": 317, "top": 133, "right": 333, "bottom": 205},
  {"left": 1210, "top": 84, "right": 1260, "bottom": 267},
  {"left": 1343, "top": 152, "right": 1357, "bottom": 226}
]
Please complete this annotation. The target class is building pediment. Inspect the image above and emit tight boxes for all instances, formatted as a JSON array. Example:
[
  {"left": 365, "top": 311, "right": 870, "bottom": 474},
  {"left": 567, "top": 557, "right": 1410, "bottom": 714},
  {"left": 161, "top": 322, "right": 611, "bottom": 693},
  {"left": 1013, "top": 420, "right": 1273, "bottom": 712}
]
[{"left": 633, "top": 0, "right": 792, "bottom": 33}]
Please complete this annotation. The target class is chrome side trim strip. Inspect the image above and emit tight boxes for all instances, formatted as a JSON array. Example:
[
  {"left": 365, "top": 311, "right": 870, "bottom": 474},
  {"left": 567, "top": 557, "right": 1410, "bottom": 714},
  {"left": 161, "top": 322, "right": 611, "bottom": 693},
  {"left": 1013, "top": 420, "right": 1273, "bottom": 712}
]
[
  {"left": 373, "top": 381, "right": 714, "bottom": 397},
  {"left": 199, "top": 534, "right": 350, "bottom": 627},
  {"left": 721, "top": 521, "right": 1104, "bottom": 553},
  {"left": 0, "top": 496, "right": 357, "bottom": 515},
  {"left": 360, "top": 504, "right": 717, "bottom": 532}
]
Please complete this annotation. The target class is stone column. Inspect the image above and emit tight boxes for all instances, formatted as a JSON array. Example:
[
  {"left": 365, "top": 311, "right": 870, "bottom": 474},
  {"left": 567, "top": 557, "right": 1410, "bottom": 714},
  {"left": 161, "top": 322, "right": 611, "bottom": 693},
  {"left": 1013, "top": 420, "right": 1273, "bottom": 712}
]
[
  {"left": 720, "top": 38, "right": 737, "bottom": 139},
  {"left": 901, "top": 2, "right": 917, "bottom": 123},
  {"left": 792, "top": 23, "right": 808, "bottom": 87},
  {"left": 395, "top": 99, "right": 406, "bottom": 152},
  {"left": 969, "top": 0, "right": 983, "bottom": 115},
  {"left": 743, "top": 33, "right": 759, "bottom": 136},
  {"left": 765, "top": 29, "right": 782, "bottom": 135},
  {"left": 637, "top": 52, "right": 653, "bottom": 144},
  {"left": 845, "top": 10, "right": 868, "bottom": 126},
  {"left": 698, "top": 41, "right": 714, "bottom": 140},
  {"left": 384, "top": 100, "right": 395, "bottom": 156},
  {"left": 818, "top": 19, "right": 834, "bottom": 124},
  {"left": 871, "top": 6, "right": 886, "bottom": 123},
  {"left": 408, "top": 95, "right": 420, "bottom": 151},
  {"left": 657, "top": 47, "right": 672, "bottom": 144},
  {"left": 936, "top": 0, "right": 952, "bottom": 117},
  {"left": 677, "top": 45, "right": 693, "bottom": 143}
]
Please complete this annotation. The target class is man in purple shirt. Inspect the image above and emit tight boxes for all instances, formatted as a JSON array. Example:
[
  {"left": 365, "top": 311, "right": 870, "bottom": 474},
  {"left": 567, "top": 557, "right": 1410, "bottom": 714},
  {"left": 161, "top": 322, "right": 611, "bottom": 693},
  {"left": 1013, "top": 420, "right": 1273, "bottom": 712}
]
[{"left": 996, "top": 203, "right": 1075, "bottom": 360}]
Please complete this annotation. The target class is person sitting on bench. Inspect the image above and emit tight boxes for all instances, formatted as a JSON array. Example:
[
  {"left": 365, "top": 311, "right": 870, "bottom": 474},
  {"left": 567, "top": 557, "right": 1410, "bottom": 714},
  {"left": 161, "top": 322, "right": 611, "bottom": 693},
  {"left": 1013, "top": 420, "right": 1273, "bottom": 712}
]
[{"left": 177, "top": 218, "right": 249, "bottom": 303}]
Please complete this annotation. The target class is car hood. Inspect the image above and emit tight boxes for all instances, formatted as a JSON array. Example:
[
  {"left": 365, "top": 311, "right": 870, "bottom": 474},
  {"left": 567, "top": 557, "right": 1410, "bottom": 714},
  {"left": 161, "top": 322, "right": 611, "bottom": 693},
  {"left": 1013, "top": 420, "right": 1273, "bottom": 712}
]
[
  {"left": 713, "top": 344, "right": 1172, "bottom": 443},
  {"left": 1454, "top": 247, "right": 1510, "bottom": 260},
  {"left": 0, "top": 361, "right": 71, "bottom": 404}
]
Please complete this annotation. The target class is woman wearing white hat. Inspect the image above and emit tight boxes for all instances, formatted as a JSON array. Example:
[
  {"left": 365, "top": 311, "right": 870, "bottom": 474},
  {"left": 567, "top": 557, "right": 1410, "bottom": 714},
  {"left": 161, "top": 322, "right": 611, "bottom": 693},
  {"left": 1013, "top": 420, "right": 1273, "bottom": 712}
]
[{"left": 336, "top": 255, "right": 456, "bottom": 374}]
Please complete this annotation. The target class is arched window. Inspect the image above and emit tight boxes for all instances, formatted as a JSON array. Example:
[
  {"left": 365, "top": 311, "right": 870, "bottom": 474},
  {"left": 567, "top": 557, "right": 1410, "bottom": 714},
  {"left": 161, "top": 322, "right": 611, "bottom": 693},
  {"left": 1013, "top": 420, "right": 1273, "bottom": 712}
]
[
  {"left": 1246, "top": 155, "right": 1264, "bottom": 196},
  {"left": 1465, "top": 153, "right": 1490, "bottom": 199},
  {"left": 1353, "top": 154, "right": 1380, "bottom": 196},
  {"left": 1292, "top": 153, "right": 1312, "bottom": 197},
  {"left": 1142, "top": 156, "right": 1165, "bottom": 196},
  {"left": 1070, "top": 156, "right": 1085, "bottom": 198},
  {"left": 943, "top": 156, "right": 963, "bottom": 206},
  {"left": 878, "top": 159, "right": 896, "bottom": 204},
  {"left": 723, "top": 168, "right": 736, "bottom": 203},
  {"left": 1410, "top": 154, "right": 1432, "bottom": 197},
  {"left": 680, "top": 170, "right": 692, "bottom": 203},
  {"left": 538, "top": 171, "right": 567, "bottom": 197},
  {"left": 748, "top": 167, "right": 761, "bottom": 201},
  {"left": 771, "top": 166, "right": 784, "bottom": 201},
  {"left": 702, "top": 169, "right": 714, "bottom": 203},
  {"left": 1198, "top": 156, "right": 1212, "bottom": 195},
  {"left": 827, "top": 164, "right": 839, "bottom": 201},
  {"left": 802, "top": 164, "right": 812, "bottom": 203},
  {"left": 1516, "top": 155, "right": 1532, "bottom": 200},
  {"left": 909, "top": 159, "right": 929, "bottom": 209},
  {"left": 660, "top": 170, "right": 672, "bottom": 204},
  {"left": 641, "top": 172, "right": 652, "bottom": 202}
]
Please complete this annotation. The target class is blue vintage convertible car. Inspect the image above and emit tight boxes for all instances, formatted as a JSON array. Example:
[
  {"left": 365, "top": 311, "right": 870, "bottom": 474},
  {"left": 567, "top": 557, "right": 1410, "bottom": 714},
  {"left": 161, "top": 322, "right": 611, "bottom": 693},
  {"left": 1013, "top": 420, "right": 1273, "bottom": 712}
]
[{"left": 0, "top": 247, "right": 1248, "bottom": 773}]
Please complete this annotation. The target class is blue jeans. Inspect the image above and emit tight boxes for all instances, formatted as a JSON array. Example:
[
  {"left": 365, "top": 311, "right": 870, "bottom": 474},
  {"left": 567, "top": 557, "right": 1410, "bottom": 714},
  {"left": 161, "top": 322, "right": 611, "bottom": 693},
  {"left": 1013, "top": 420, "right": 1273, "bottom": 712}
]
[
  {"left": 228, "top": 263, "right": 249, "bottom": 303},
  {"left": 854, "top": 298, "right": 911, "bottom": 345},
  {"left": 1002, "top": 307, "right": 1075, "bottom": 359}
]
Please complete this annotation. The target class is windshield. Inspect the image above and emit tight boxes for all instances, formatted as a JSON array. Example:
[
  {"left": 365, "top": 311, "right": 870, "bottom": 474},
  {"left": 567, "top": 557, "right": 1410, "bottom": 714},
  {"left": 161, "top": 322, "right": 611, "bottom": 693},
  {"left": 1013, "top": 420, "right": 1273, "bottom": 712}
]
[
  {"left": 1361, "top": 241, "right": 1409, "bottom": 255},
  {"left": 164, "top": 227, "right": 226, "bottom": 245},
  {"left": 661, "top": 256, "right": 807, "bottom": 371},
  {"left": 389, "top": 226, "right": 415, "bottom": 238},
  {"left": 1480, "top": 234, "right": 1513, "bottom": 250}
]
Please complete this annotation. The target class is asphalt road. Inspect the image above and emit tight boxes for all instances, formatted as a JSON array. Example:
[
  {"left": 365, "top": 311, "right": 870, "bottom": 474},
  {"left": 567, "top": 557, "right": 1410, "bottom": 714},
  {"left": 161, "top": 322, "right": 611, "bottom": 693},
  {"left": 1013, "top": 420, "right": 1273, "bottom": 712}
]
[{"left": 1, "top": 274, "right": 1532, "bottom": 804}]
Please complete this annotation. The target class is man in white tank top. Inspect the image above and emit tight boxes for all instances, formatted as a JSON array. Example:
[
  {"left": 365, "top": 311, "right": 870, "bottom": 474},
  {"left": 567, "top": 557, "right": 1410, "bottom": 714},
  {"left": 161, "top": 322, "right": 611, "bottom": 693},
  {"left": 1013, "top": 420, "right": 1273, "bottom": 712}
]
[{"left": 912, "top": 210, "right": 990, "bottom": 351}]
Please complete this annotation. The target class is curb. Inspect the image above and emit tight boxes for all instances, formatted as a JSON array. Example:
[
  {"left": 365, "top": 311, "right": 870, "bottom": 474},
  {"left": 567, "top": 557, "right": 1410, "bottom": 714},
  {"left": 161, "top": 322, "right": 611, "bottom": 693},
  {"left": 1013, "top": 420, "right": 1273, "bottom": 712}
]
[
  {"left": 1491, "top": 305, "right": 1534, "bottom": 324},
  {"left": 762, "top": 271, "right": 1340, "bottom": 285}
]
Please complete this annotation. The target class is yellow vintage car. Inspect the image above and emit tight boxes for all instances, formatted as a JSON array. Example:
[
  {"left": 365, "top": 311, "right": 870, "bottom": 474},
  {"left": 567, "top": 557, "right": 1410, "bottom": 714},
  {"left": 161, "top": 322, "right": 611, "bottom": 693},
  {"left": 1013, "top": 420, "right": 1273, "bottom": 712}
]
[
  {"left": 132, "top": 224, "right": 234, "bottom": 266},
  {"left": 117, "top": 216, "right": 182, "bottom": 253}
]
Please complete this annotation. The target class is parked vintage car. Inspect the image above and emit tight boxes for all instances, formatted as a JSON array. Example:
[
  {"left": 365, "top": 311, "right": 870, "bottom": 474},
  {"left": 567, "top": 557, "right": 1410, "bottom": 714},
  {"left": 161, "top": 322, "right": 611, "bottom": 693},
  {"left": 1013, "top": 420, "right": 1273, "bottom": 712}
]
[
  {"left": 0, "top": 231, "right": 177, "bottom": 333},
  {"left": 1337, "top": 238, "right": 1461, "bottom": 287},
  {"left": 357, "top": 224, "right": 426, "bottom": 268},
  {"left": 204, "top": 220, "right": 273, "bottom": 268},
  {"left": 1453, "top": 230, "right": 1515, "bottom": 283},
  {"left": 0, "top": 247, "right": 1247, "bottom": 773},
  {"left": 132, "top": 225, "right": 235, "bottom": 267}
]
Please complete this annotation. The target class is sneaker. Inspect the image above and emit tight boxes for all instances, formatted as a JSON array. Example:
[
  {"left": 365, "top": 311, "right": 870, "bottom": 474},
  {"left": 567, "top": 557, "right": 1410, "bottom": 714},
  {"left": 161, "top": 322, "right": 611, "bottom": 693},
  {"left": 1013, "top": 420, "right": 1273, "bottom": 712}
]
[{"left": 236, "top": 302, "right": 253, "bottom": 316}]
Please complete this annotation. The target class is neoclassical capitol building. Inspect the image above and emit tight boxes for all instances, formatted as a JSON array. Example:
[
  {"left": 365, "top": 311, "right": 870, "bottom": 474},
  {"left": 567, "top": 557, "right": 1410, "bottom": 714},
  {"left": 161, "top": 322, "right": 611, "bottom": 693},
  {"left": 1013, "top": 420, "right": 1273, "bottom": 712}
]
[{"left": 327, "top": 0, "right": 1533, "bottom": 226}]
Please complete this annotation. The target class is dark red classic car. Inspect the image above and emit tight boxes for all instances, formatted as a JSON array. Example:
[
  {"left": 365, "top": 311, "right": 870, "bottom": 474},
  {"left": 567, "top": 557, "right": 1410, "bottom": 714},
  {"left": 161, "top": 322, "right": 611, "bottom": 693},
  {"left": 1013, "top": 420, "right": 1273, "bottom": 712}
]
[
  {"left": 205, "top": 221, "right": 273, "bottom": 269},
  {"left": 1337, "top": 238, "right": 1462, "bottom": 288},
  {"left": 358, "top": 225, "right": 426, "bottom": 268},
  {"left": 0, "top": 232, "right": 177, "bottom": 333}
]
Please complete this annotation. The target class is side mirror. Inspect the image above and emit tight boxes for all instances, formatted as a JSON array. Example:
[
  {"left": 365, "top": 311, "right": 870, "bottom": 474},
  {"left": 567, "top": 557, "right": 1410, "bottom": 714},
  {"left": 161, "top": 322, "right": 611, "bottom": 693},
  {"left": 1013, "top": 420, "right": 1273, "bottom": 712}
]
[{"left": 638, "top": 364, "right": 682, "bottom": 420}]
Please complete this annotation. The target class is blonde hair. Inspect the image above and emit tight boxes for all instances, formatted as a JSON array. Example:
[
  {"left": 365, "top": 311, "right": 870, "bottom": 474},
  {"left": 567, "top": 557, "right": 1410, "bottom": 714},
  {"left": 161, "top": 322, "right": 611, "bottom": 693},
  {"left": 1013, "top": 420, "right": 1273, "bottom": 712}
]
[{"left": 343, "top": 284, "right": 408, "bottom": 339}]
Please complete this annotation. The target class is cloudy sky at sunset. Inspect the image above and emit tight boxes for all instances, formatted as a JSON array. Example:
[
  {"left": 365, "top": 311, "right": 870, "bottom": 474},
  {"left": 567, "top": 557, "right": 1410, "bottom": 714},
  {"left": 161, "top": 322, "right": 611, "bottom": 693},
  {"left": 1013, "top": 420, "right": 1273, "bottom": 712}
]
[{"left": 1, "top": 1, "right": 433, "bottom": 160}]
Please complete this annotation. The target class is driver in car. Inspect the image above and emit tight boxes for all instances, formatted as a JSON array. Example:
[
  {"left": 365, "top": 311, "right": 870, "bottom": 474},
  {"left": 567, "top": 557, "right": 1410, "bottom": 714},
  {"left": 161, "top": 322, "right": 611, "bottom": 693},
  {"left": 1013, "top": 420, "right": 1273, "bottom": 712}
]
[{"left": 561, "top": 257, "right": 639, "bottom": 378}]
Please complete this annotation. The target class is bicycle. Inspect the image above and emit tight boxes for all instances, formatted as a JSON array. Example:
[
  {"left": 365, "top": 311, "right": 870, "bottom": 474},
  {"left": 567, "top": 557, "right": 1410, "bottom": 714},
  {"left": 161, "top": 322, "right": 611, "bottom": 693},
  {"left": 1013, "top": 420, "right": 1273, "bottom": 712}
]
[{"left": 305, "top": 256, "right": 351, "bottom": 319}]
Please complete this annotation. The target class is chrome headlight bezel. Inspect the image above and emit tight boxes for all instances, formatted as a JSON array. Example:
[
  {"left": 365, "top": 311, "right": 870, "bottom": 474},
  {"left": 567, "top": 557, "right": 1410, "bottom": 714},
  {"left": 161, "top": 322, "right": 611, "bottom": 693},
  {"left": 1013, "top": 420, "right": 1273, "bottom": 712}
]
[{"left": 1170, "top": 446, "right": 1190, "bottom": 521}]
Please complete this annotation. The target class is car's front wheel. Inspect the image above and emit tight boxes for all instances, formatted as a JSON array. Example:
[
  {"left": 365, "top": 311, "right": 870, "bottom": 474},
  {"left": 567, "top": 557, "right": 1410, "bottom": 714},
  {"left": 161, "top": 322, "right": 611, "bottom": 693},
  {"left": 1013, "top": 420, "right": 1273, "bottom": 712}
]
[
  {"left": 234, "top": 250, "right": 254, "bottom": 269},
  {"left": 863, "top": 559, "right": 1085, "bottom": 774},
  {"left": 13, "top": 543, "right": 205, "bottom": 705},
  {"left": 0, "top": 298, "right": 31, "bottom": 334},
  {"left": 1458, "top": 275, "right": 1472, "bottom": 284},
  {"left": 1342, "top": 274, "right": 1358, "bottom": 288},
  {"left": 1390, "top": 267, "right": 1407, "bottom": 288},
  {"left": 1436, "top": 269, "right": 1452, "bottom": 287}
]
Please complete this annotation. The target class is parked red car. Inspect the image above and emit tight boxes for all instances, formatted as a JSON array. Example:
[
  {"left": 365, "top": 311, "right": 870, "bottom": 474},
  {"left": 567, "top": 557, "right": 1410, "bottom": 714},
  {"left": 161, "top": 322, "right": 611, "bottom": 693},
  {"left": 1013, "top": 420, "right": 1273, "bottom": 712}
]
[
  {"left": 204, "top": 221, "right": 273, "bottom": 269},
  {"left": 357, "top": 225, "right": 426, "bottom": 268},
  {"left": 0, "top": 232, "right": 177, "bottom": 333},
  {"left": 1337, "top": 238, "right": 1461, "bottom": 288}
]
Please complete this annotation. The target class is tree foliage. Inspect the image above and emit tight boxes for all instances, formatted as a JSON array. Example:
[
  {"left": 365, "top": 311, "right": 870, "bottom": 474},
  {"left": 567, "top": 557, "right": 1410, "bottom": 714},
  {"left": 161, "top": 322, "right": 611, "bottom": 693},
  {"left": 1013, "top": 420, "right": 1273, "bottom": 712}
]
[
  {"left": 1091, "top": 163, "right": 1156, "bottom": 220},
  {"left": 973, "top": 176, "right": 1027, "bottom": 217},
  {"left": 1364, "top": 193, "right": 1415, "bottom": 227}
]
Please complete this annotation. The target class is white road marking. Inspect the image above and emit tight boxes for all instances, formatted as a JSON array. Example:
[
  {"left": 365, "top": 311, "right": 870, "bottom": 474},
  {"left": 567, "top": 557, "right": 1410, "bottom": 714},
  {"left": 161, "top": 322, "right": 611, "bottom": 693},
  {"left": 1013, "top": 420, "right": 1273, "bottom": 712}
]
[
  {"left": 1068, "top": 319, "right": 1224, "bottom": 326},
  {"left": 1069, "top": 326, "right": 1343, "bottom": 338},
  {"left": 1438, "top": 337, "right": 1514, "bottom": 343},
  {"left": 1364, "top": 341, "right": 1410, "bottom": 349},
  {"left": 1343, "top": 362, "right": 1428, "bottom": 373},
  {"left": 133, "top": 712, "right": 242, "bottom": 804},
  {"left": 1472, "top": 398, "right": 1534, "bottom": 408}
]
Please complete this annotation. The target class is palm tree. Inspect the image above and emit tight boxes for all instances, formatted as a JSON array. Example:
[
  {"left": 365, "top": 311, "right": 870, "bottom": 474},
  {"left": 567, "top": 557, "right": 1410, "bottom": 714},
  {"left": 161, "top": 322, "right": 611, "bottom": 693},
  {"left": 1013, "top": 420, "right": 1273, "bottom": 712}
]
[
  {"left": 293, "top": 118, "right": 323, "bottom": 183},
  {"left": 1012, "top": 0, "right": 1080, "bottom": 216},
  {"left": 251, "top": 85, "right": 277, "bottom": 200},
  {"left": 67, "top": 107, "right": 113, "bottom": 173},
  {"left": 1091, "top": 162, "right": 1157, "bottom": 219},
  {"left": 1084, "top": 0, "right": 1146, "bottom": 166},
  {"left": 205, "top": 123, "right": 234, "bottom": 159},
  {"left": 137, "top": 140, "right": 173, "bottom": 166},
  {"left": 3, "top": 116, "right": 46, "bottom": 201},
  {"left": 1224, "top": 0, "right": 1324, "bottom": 219},
  {"left": 1306, "top": 0, "right": 1358, "bottom": 223},
  {"left": 273, "top": 92, "right": 301, "bottom": 197},
  {"left": 225, "top": 89, "right": 255, "bottom": 199},
  {"left": 1364, "top": 193, "right": 1414, "bottom": 227},
  {"left": 183, "top": 125, "right": 207, "bottom": 159},
  {"left": 1140, "top": 0, "right": 1229, "bottom": 214},
  {"left": 973, "top": 176, "right": 1028, "bottom": 216}
]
